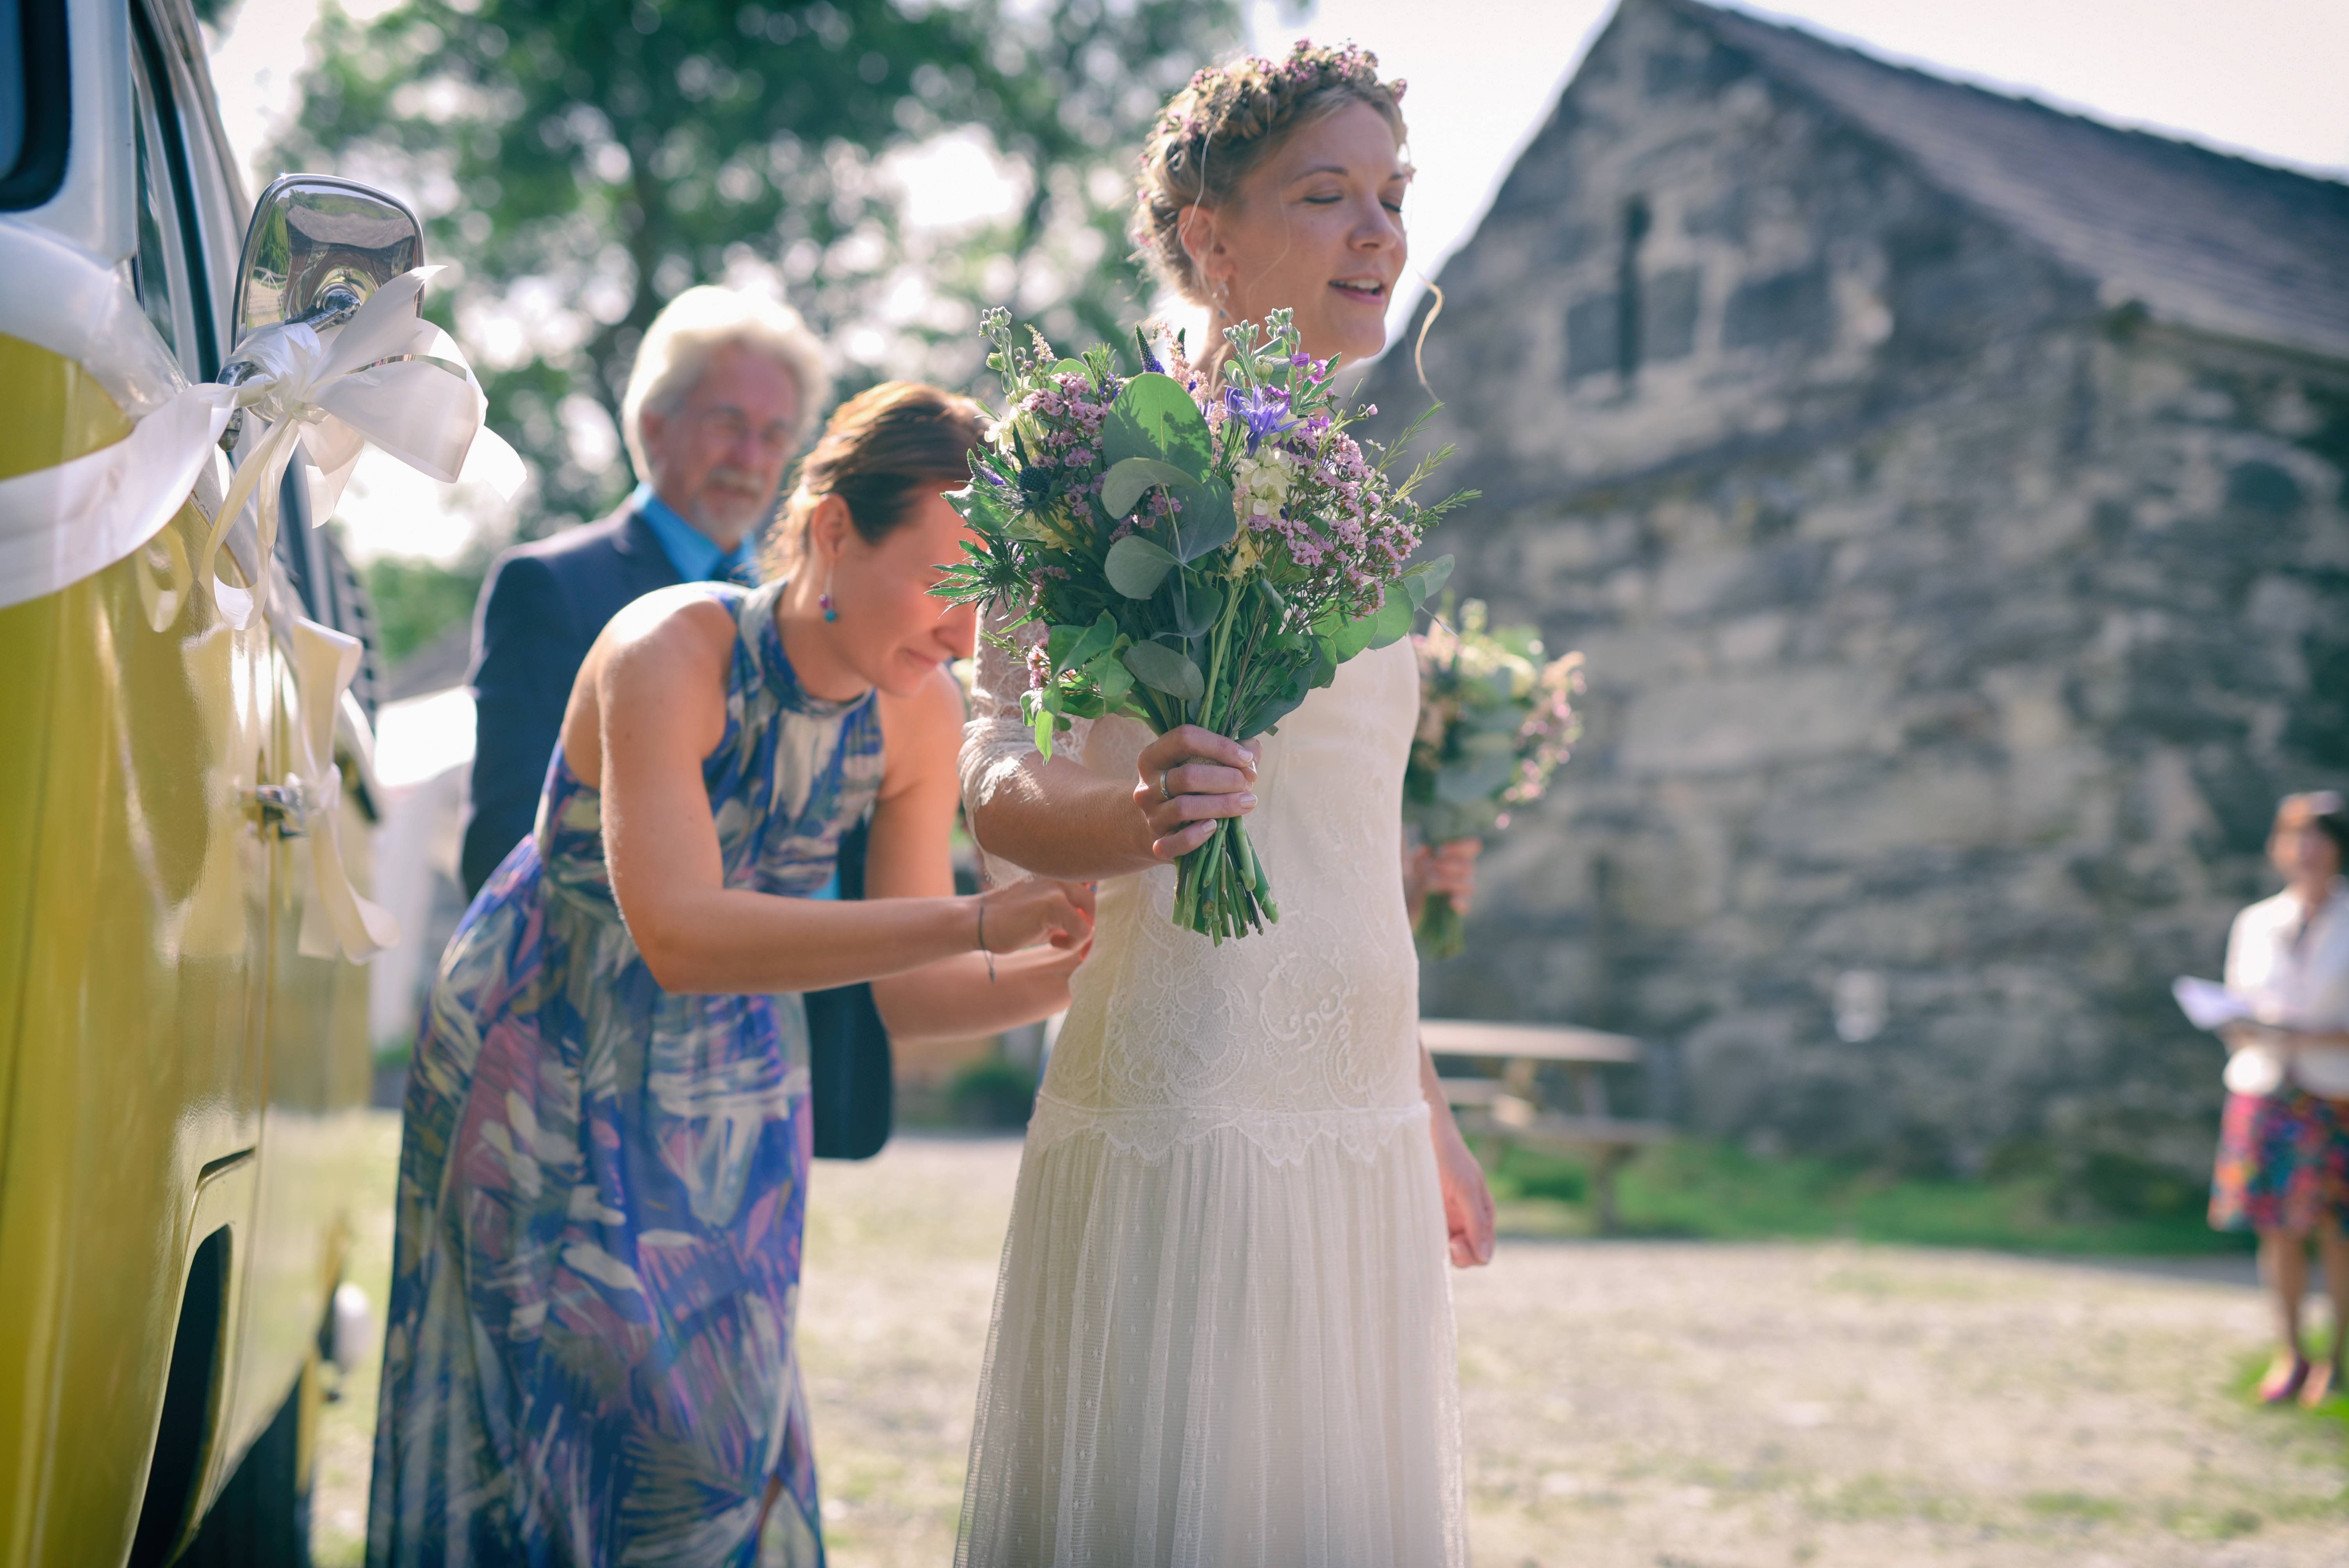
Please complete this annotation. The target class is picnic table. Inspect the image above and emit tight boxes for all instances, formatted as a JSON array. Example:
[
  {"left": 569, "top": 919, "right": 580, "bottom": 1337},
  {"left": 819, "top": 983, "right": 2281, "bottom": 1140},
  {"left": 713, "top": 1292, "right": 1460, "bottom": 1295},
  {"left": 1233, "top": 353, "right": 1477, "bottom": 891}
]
[{"left": 1422, "top": 1018, "right": 1670, "bottom": 1232}]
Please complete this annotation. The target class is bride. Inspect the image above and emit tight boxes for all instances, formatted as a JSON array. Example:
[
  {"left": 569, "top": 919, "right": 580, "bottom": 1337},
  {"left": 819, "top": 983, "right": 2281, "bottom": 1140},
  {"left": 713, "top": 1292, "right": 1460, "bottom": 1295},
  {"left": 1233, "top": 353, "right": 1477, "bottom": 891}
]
[{"left": 955, "top": 42, "right": 1489, "bottom": 1567}]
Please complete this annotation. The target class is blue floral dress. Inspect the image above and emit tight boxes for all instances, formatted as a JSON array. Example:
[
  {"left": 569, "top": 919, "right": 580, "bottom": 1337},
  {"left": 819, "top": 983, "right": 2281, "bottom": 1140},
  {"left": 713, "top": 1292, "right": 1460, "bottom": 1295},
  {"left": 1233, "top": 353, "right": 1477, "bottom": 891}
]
[{"left": 370, "top": 579, "right": 883, "bottom": 1568}]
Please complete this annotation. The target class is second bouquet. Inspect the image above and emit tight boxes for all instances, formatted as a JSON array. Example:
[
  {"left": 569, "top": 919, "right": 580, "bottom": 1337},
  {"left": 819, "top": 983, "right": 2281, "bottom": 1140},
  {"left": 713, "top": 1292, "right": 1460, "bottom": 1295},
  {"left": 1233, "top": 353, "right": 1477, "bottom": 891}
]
[{"left": 936, "top": 306, "right": 1471, "bottom": 943}]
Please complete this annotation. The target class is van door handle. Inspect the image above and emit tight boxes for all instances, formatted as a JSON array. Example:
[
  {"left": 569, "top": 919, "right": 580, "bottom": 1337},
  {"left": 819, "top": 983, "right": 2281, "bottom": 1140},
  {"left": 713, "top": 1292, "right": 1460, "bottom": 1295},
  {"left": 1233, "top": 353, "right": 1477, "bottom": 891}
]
[{"left": 250, "top": 777, "right": 309, "bottom": 835}]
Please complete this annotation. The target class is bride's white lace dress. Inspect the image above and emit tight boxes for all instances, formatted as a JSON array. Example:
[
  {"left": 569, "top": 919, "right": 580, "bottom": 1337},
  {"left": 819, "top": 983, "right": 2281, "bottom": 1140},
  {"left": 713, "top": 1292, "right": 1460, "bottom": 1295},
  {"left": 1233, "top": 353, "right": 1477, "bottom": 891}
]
[{"left": 956, "top": 618, "right": 1467, "bottom": 1568}]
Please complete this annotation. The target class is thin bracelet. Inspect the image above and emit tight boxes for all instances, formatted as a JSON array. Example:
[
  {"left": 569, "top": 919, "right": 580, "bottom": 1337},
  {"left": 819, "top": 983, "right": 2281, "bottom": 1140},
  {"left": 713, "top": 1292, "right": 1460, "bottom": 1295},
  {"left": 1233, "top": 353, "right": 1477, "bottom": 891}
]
[{"left": 977, "top": 892, "right": 995, "bottom": 982}]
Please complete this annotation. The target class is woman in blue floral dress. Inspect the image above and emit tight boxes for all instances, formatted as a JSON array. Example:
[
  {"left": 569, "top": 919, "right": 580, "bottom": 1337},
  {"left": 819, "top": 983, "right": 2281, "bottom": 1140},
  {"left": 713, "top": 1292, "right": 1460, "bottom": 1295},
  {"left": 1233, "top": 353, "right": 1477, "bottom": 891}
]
[{"left": 369, "top": 383, "right": 1094, "bottom": 1568}]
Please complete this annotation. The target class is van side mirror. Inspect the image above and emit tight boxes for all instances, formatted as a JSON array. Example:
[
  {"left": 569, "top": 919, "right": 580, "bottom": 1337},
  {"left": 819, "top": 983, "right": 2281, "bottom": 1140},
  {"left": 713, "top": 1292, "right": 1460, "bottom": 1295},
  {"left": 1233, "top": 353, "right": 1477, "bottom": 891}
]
[{"left": 231, "top": 175, "right": 424, "bottom": 350}]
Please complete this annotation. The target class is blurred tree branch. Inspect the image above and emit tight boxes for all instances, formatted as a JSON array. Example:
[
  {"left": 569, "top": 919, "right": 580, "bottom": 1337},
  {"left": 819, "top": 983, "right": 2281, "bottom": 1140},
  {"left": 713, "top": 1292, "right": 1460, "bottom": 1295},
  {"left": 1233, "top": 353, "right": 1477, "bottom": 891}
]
[{"left": 272, "top": 0, "right": 1238, "bottom": 539}]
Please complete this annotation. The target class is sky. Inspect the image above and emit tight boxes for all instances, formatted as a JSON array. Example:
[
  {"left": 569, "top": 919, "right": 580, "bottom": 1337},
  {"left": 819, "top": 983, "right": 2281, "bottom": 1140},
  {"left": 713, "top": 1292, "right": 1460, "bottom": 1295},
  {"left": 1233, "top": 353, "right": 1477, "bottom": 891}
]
[{"left": 205, "top": 0, "right": 2349, "bottom": 563}]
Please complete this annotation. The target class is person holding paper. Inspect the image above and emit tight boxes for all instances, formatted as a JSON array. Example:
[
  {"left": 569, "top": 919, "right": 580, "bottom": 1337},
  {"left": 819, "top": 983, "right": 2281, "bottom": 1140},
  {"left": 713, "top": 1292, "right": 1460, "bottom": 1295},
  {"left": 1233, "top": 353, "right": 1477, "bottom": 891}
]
[{"left": 2208, "top": 790, "right": 2349, "bottom": 1407}]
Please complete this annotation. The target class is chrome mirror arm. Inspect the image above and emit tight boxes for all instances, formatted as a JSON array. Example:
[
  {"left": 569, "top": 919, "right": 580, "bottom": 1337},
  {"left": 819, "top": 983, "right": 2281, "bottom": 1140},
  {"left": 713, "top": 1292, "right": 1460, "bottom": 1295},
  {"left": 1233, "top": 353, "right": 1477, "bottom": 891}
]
[{"left": 218, "top": 283, "right": 369, "bottom": 387}]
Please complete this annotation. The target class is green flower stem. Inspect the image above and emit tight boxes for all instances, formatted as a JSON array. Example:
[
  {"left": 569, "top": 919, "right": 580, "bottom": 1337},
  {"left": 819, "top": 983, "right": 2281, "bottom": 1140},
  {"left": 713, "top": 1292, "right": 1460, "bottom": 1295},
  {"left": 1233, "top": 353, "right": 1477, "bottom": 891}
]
[
  {"left": 1166, "top": 577, "right": 1280, "bottom": 941},
  {"left": 1413, "top": 892, "right": 1467, "bottom": 960}
]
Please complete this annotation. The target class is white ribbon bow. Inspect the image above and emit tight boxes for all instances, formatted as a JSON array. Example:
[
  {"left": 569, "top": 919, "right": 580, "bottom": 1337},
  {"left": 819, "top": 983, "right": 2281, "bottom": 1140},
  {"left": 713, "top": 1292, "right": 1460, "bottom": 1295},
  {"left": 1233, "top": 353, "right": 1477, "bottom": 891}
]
[
  {"left": 0, "top": 264, "right": 520, "bottom": 618},
  {"left": 281, "top": 615, "right": 405, "bottom": 962},
  {"left": 199, "top": 265, "right": 523, "bottom": 625}
]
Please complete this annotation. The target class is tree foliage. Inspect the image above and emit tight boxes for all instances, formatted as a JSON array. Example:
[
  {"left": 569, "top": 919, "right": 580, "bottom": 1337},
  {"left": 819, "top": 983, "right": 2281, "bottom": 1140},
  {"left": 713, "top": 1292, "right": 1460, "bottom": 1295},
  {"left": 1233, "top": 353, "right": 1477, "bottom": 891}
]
[{"left": 273, "top": 0, "right": 1239, "bottom": 535}]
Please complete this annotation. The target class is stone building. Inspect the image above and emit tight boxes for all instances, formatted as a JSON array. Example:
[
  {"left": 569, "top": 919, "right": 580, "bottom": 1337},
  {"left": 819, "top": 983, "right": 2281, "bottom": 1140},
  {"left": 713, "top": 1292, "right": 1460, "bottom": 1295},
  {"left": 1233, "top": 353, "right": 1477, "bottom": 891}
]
[{"left": 1362, "top": 0, "right": 2349, "bottom": 1178}]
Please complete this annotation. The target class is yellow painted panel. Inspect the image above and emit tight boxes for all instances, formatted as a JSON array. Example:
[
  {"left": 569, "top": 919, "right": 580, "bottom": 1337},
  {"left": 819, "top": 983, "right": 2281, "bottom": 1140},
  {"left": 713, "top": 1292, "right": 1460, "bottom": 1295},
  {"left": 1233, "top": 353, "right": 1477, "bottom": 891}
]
[
  {"left": 221, "top": 661, "right": 383, "bottom": 1481},
  {"left": 0, "top": 335, "right": 135, "bottom": 483},
  {"left": 0, "top": 503, "right": 273, "bottom": 1568}
]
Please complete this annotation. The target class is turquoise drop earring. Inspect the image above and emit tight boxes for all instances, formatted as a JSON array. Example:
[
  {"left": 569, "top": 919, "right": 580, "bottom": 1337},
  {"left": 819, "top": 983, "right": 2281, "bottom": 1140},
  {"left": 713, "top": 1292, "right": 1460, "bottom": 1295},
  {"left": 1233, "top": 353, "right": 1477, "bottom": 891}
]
[{"left": 820, "top": 573, "right": 837, "bottom": 622}]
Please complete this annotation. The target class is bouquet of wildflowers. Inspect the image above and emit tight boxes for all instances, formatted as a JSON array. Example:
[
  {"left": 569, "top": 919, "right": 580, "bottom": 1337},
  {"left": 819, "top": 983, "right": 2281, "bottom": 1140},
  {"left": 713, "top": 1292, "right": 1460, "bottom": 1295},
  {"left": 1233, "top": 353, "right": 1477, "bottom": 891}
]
[
  {"left": 1406, "top": 599, "right": 1584, "bottom": 958},
  {"left": 936, "top": 306, "right": 1471, "bottom": 942}
]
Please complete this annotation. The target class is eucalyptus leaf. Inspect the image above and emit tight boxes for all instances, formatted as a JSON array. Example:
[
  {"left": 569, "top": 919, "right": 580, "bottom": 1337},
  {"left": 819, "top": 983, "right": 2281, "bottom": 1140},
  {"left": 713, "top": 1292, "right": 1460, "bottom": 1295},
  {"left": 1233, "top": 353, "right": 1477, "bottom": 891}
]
[
  {"left": 1089, "top": 649, "right": 1135, "bottom": 707},
  {"left": 1101, "top": 372, "right": 1214, "bottom": 472},
  {"left": 1101, "top": 456, "right": 1197, "bottom": 520},
  {"left": 1097, "top": 391, "right": 1234, "bottom": 561},
  {"left": 1363, "top": 591, "right": 1417, "bottom": 650},
  {"left": 1169, "top": 574, "right": 1224, "bottom": 638},
  {"left": 1308, "top": 634, "right": 1340, "bottom": 690},
  {"left": 1244, "top": 691, "right": 1309, "bottom": 738},
  {"left": 1168, "top": 475, "right": 1237, "bottom": 562},
  {"left": 1122, "top": 638, "right": 1205, "bottom": 702},
  {"left": 1103, "top": 534, "right": 1179, "bottom": 598},
  {"left": 1401, "top": 553, "right": 1456, "bottom": 609},
  {"left": 1329, "top": 608, "right": 1381, "bottom": 661},
  {"left": 1049, "top": 358, "right": 1090, "bottom": 379},
  {"left": 1242, "top": 670, "right": 1312, "bottom": 738}
]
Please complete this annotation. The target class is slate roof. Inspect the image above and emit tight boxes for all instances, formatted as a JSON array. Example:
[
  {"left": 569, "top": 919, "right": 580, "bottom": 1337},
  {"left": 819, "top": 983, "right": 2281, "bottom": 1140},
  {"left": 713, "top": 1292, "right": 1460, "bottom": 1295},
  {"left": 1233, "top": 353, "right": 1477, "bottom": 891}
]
[{"left": 1669, "top": 0, "right": 2349, "bottom": 364}]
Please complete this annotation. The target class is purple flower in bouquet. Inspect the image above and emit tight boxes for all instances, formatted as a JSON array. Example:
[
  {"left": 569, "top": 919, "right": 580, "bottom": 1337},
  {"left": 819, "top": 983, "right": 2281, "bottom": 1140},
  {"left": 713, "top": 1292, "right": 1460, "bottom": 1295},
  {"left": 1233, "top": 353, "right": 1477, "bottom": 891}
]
[{"left": 1223, "top": 383, "right": 1300, "bottom": 455}]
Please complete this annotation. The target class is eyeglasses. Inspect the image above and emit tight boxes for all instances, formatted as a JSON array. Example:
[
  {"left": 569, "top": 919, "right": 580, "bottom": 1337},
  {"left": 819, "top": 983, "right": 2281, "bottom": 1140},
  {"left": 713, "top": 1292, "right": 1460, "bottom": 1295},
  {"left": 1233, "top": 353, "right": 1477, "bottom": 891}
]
[{"left": 691, "top": 405, "right": 797, "bottom": 454}]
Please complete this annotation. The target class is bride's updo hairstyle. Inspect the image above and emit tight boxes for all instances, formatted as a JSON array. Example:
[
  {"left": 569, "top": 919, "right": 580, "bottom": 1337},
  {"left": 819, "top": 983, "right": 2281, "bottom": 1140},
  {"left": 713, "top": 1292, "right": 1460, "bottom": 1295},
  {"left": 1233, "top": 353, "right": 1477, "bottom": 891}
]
[
  {"left": 1132, "top": 41, "right": 1407, "bottom": 357},
  {"left": 763, "top": 380, "right": 986, "bottom": 577}
]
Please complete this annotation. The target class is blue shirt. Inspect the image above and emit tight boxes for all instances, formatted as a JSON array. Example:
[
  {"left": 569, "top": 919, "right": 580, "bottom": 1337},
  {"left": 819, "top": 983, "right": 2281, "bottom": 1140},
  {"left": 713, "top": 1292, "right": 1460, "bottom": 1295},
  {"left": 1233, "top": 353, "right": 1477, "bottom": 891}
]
[{"left": 632, "top": 482, "right": 761, "bottom": 584}]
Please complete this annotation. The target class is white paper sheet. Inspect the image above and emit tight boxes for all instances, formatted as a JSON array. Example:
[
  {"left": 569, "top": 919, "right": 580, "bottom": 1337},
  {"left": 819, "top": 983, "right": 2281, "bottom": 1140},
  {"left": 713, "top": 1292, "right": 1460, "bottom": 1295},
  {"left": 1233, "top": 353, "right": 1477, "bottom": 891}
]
[{"left": 2173, "top": 976, "right": 2255, "bottom": 1032}]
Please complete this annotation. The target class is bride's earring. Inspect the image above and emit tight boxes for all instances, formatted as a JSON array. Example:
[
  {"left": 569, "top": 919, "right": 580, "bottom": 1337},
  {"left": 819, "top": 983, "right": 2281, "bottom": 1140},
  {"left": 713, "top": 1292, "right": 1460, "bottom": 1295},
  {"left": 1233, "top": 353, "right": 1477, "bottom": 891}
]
[{"left": 819, "top": 568, "right": 838, "bottom": 623}]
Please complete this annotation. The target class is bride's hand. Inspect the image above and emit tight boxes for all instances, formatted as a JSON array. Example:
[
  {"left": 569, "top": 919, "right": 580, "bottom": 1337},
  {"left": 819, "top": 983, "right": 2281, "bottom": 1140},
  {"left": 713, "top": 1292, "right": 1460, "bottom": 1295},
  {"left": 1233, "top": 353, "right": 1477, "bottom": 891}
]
[
  {"left": 1404, "top": 838, "right": 1481, "bottom": 923},
  {"left": 1433, "top": 1117, "right": 1496, "bottom": 1268},
  {"left": 1133, "top": 727, "right": 1261, "bottom": 862},
  {"left": 977, "top": 878, "right": 1097, "bottom": 953}
]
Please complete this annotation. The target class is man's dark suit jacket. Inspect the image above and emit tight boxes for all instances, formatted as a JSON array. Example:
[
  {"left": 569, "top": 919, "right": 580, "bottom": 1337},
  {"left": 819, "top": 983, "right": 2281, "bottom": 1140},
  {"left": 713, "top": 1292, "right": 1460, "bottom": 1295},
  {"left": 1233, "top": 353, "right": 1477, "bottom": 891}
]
[
  {"left": 463, "top": 504, "right": 681, "bottom": 896},
  {"left": 460, "top": 501, "right": 894, "bottom": 1159}
]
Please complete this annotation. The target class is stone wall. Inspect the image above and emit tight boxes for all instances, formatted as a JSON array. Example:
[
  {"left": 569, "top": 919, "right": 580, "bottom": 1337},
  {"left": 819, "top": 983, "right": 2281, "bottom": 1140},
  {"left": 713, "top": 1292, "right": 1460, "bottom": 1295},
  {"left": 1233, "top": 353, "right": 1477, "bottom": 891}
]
[{"left": 1362, "top": 0, "right": 2349, "bottom": 1174}]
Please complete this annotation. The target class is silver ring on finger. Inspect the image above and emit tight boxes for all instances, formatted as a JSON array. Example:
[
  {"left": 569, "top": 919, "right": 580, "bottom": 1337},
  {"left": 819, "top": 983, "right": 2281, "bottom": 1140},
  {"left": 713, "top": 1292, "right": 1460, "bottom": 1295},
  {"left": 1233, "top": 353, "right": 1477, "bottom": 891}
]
[{"left": 1158, "top": 768, "right": 1173, "bottom": 802}]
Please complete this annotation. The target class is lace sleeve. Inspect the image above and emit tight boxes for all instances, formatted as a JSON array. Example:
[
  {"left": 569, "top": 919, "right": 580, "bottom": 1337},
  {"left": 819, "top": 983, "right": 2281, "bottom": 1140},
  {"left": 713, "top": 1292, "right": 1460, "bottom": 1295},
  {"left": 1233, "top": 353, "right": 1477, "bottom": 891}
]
[{"left": 959, "top": 605, "right": 1092, "bottom": 884}]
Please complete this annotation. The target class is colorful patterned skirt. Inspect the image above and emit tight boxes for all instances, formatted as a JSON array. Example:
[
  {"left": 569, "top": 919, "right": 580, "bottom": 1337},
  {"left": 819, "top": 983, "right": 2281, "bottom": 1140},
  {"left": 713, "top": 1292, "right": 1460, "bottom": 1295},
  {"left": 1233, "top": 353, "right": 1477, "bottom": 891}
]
[
  {"left": 2208, "top": 1087, "right": 2349, "bottom": 1235},
  {"left": 369, "top": 835, "right": 823, "bottom": 1568}
]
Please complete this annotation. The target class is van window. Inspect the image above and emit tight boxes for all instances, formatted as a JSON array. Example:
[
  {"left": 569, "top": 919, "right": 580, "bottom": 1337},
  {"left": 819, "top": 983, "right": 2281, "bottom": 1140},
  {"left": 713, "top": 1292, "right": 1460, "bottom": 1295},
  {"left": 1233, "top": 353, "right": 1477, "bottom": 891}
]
[
  {"left": 165, "top": 89, "right": 242, "bottom": 368},
  {"left": 129, "top": 50, "right": 188, "bottom": 365},
  {"left": 0, "top": 0, "right": 22, "bottom": 177},
  {"left": 139, "top": 2, "right": 231, "bottom": 374},
  {"left": 0, "top": 0, "right": 69, "bottom": 210},
  {"left": 128, "top": 30, "right": 210, "bottom": 376}
]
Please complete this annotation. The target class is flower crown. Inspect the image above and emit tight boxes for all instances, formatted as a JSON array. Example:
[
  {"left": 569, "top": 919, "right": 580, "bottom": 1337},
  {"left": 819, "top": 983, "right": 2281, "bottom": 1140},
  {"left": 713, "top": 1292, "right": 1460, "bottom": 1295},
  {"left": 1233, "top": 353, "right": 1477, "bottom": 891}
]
[{"left": 1149, "top": 39, "right": 1405, "bottom": 169}]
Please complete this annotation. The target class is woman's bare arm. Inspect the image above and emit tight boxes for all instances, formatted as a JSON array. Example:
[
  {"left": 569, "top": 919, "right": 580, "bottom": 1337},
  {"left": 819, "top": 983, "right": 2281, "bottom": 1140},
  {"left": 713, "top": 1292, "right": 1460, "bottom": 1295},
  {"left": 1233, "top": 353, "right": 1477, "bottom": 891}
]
[
  {"left": 584, "top": 593, "right": 1090, "bottom": 995},
  {"left": 1419, "top": 1042, "right": 1495, "bottom": 1268},
  {"left": 866, "top": 669, "right": 1092, "bottom": 1042},
  {"left": 968, "top": 726, "right": 1261, "bottom": 882},
  {"left": 2227, "top": 1023, "right": 2349, "bottom": 1050}
]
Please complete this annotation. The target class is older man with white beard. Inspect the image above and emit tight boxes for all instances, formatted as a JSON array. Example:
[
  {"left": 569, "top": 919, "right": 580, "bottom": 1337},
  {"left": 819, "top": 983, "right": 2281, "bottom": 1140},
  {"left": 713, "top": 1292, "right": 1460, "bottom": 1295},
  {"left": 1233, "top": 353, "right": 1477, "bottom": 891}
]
[{"left": 461, "top": 287, "right": 829, "bottom": 895}]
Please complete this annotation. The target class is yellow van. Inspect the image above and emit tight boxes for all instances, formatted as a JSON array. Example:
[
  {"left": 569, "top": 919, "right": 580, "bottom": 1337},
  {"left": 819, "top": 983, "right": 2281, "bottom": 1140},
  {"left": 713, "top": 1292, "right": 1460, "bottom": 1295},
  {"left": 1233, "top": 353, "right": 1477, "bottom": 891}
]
[{"left": 1, "top": 0, "right": 432, "bottom": 1561}]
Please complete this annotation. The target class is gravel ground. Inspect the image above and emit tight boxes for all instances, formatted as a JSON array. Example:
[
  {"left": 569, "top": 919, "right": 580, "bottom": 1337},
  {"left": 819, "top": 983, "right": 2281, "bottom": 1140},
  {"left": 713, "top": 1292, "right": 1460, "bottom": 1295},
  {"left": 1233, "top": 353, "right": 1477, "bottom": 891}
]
[{"left": 312, "top": 1116, "right": 2348, "bottom": 1566}]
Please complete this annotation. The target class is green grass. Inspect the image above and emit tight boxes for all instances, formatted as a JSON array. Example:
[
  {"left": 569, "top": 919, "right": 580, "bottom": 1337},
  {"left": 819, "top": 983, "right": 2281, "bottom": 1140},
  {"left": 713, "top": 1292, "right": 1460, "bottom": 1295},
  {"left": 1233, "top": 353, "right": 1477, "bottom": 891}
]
[
  {"left": 2023, "top": 1490, "right": 2128, "bottom": 1522},
  {"left": 1482, "top": 1138, "right": 2258, "bottom": 1257},
  {"left": 2226, "top": 1327, "right": 2349, "bottom": 1440}
]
